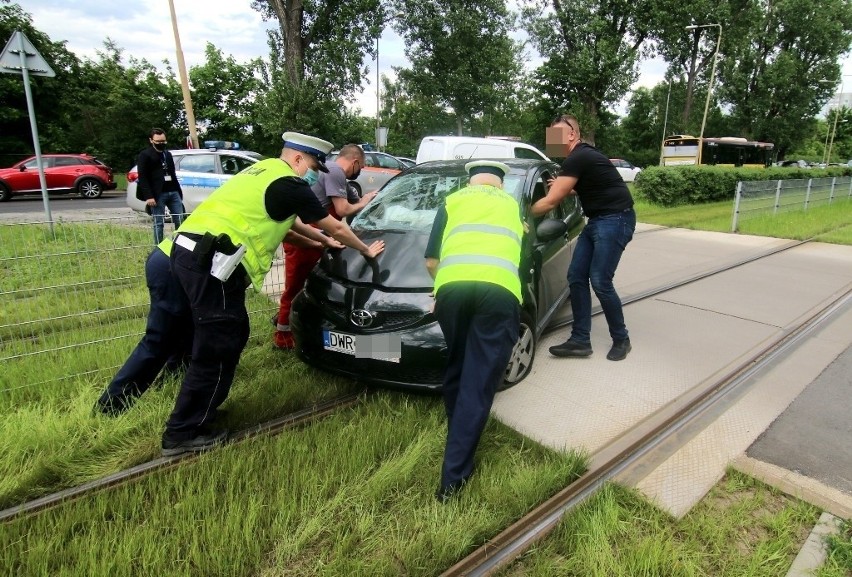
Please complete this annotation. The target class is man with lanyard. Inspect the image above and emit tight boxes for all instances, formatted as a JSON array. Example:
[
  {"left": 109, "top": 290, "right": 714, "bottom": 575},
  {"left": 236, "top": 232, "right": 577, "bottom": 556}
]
[
  {"left": 151, "top": 132, "right": 383, "bottom": 456},
  {"left": 274, "top": 143, "right": 378, "bottom": 349},
  {"left": 425, "top": 160, "right": 523, "bottom": 502},
  {"left": 532, "top": 114, "right": 635, "bottom": 361},
  {"left": 136, "top": 128, "right": 185, "bottom": 245}
]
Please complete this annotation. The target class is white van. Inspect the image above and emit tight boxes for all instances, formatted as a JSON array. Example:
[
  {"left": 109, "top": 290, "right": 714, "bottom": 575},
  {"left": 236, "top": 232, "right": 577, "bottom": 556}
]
[{"left": 415, "top": 136, "right": 550, "bottom": 164}]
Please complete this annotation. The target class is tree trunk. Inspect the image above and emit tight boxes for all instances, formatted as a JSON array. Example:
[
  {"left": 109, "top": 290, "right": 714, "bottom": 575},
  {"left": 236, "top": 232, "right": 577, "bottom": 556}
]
[{"left": 267, "top": 0, "right": 304, "bottom": 86}]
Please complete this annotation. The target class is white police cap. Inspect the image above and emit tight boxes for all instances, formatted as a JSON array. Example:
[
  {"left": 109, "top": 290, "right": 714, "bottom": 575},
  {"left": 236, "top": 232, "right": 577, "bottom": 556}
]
[
  {"left": 281, "top": 131, "right": 334, "bottom": 172},
  {"left": 465, "top": 160, "right": 511, "bottom": 180}
]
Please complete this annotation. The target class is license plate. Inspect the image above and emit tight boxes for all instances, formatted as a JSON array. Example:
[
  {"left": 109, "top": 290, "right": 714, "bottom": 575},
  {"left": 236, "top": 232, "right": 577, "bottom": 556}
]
[{"left": 323, "top": 330, "right": 401, "bottom": 363}]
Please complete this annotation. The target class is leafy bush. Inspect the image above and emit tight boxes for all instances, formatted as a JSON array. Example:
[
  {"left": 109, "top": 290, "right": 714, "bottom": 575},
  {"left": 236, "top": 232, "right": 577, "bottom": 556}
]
[{"left": 635, "top": 165, "right": 852, "bottom": 206}]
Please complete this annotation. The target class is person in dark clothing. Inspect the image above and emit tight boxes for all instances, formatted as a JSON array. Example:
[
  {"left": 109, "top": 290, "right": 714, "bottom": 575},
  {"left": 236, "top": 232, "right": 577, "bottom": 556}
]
[
  {"left": 136, "top": 128, "right": 185, "bottom": 245},
  {"left": 425, "top": 160, "right": 523, "bottom": 502},
  {"left": 533, "top": 114, "right": 636, "bottom": 361}
]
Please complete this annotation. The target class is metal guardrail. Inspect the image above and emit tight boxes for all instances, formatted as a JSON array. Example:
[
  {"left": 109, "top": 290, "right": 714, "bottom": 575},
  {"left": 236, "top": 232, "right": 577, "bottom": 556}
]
[{"left": 732, "top": 176, "right": 852, "bottom": 231}]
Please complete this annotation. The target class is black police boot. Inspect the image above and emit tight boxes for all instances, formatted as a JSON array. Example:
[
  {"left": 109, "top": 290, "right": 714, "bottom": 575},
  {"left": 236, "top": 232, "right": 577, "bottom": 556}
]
[
  {"left": 161, "top": 429, "right": 228, "bottom": 457},
  {"left": 549, "top": 339, "right": 593, "bottom": 358},
  {"left": 607, "top": 339, "right": 632, "bottom": 361}
]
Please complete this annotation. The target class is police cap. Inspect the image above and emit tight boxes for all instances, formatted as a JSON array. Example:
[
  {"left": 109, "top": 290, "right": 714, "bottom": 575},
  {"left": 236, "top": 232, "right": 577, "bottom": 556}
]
[{"left": 281, "top": 131, "right": 334, "bottom": 172}]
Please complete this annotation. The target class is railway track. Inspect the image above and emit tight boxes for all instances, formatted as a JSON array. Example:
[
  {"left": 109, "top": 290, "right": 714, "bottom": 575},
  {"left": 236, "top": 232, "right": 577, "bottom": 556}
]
[
  {"left": 441, "top": 238, "right": 852, "bottom": 576},
  {"left": 0, "top": 390, "right": 369, "bottom": 523},
  {"left": 3, "top": 236, "right": 849, "bottom": 576}
]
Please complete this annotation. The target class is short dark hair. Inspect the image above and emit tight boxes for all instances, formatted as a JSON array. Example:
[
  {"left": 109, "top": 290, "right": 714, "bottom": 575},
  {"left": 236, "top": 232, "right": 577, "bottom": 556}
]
[
  {"left": 551, "top": 114, "right": 581, "bottom": 136},
  {"left": 339, "top": 143, "right": 365, "bottom": 161},
  {"left": 149, "top": 128, "right": 166, "bottom": 139}
]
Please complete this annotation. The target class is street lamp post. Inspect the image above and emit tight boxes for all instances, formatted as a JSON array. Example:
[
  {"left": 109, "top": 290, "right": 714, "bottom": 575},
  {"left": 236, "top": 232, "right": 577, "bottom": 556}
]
[
  {"left": 685, "top": 23, "right": 722, "bottom": 164},
  {"left": 826, "top": 75, "right": 851, "bottom": 165}
]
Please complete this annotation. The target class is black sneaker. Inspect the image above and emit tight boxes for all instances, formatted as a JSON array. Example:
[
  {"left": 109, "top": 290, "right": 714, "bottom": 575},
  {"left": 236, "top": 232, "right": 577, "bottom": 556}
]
[
  {"left": 607, "top": 339, "right": 632, "bottom": 361},
  {"left": 549, "top": 339, "right": 593, "bottom": 357},
  {"left": 435, "top": 475, "right": 471, "bottom": 504},
  {"left": 161, "top": 429, "right": 228, "bottom": 457}
]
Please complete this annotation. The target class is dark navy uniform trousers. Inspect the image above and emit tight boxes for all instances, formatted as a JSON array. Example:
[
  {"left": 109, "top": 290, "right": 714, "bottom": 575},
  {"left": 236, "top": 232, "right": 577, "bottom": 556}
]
[
  {"left": 163, "top": 241, "right": 251, "bottom": 442},
  {"left": 97, "top": 249, "right": 192, "bottom": 412},
  {"left": 434, "top": 281, "right": 520, "bottom": 491}
]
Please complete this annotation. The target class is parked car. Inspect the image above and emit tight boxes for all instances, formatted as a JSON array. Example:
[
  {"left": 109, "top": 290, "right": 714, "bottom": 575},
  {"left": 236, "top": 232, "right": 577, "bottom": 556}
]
[
  {"left": 777, "top": 159, "right": 810, "bottom": 168},
  {"left": 396, "top": 156, "right": 416, "bottom": 168},
  {"left": 126, "top": 147, "right": 263, "bottom": 214},
  {"left": 290, "top": 158, "right": 585, "bottom": 393},
  {"left": 0, "top": 154, "right": 117, "bottom": 201},
  {"left": 326, "top": 150, "right": 407, "bottom": 196},
  {"left": 609, "top": 158, "right": 642, "bottom": 182},
  {"left": 415, "top": 136, "right": 549, "bottom": 164}
]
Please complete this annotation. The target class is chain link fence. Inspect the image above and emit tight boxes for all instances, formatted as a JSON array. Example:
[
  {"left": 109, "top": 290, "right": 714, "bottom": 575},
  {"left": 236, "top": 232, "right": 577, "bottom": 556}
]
[
  {"left": 732, "top": 176, "right": 852, "bottom": 232},
  {"left": 0, "top": 214, "right": 284, "bottom": 400}
]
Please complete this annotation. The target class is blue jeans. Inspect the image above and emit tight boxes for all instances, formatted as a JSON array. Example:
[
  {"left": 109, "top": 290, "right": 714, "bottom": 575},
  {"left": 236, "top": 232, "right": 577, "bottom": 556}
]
[
  {"left": 567, "top": 208, "right": 635, "bottom": 344},
  {"left": 152, "top": 190, "right": 185, "bottom": 245}
]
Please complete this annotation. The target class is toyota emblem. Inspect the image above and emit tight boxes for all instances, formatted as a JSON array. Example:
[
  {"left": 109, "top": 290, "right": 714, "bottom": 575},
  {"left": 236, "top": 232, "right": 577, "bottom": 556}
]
[{"left": 350, "top": 309, "right": 375, "bottom": 328}]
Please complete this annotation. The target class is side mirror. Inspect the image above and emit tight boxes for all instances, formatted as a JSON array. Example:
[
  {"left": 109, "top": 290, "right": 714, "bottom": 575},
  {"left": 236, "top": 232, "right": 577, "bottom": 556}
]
[
  {"left": 535, "top": 218, "right": 568, "bottom": 242},
  {"left": 19, "top": 165, "right": 27, "bottom": 172}
]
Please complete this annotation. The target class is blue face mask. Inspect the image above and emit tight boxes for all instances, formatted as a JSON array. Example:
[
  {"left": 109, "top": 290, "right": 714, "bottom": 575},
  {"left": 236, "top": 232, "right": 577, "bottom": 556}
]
[{"left": 303, "top": 168, "right": 319, "bottom": 187}]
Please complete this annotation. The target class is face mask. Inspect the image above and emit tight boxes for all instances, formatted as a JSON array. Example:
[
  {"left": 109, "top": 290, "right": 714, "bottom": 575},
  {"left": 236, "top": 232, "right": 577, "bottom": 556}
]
[
  {"left": 152, "top": 142, "right": 166, "bottom": 151},
  {"left": 302, "top": 168, "right": 319, "bottom": 187}
]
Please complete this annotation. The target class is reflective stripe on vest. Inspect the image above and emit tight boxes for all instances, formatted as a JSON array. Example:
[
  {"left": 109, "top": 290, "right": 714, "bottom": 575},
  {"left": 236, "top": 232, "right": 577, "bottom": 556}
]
[
  {"left": 159, "top": 157, "right": 299, "bottom": 289},
  {"left": 434, "top": 184, "right": 523, "bottom": 302}
]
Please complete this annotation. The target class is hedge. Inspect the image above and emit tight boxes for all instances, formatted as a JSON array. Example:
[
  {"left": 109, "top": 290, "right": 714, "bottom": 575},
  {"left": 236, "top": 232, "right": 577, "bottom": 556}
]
[{"left": 634, "top": 165, "right": 852, "bottom": 207}]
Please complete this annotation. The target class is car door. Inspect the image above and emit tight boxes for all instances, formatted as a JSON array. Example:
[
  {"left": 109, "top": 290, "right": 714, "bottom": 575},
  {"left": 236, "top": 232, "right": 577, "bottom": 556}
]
[
  {"left": 51, "top": 156, "right": 88, "bottom": 190},
  {"left": 174, "top": 153, "right": 220, "bottom": 212},
  {"left": 522, "top": 167, "right": 575, "bottom": 329},
  {"left": 12, "top": 157, "right": 54, "bottom": 192}
]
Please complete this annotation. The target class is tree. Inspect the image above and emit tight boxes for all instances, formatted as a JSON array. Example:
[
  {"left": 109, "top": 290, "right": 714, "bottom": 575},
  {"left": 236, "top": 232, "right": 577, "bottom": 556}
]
[
  {"left": 522, "top": 0, "right": 659, "bottom": 144},
  {"left": 391, "top": 0, "right": 522, "bottom": 136},
  {"left": 716, "top": 0, "right": 852, "bottom": 156},
  {"left": 189, "top": 43, "right": 262, "bottom": 146},
  {"left": 0, "top": 2, "right": 80, "bottom": 166}
]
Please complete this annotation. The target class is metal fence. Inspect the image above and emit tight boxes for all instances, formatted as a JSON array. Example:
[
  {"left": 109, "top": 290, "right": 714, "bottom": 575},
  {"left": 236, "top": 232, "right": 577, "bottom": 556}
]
[
  {"left": 0, "top": 214, "right": 284, "bottom": 398},
  {"left": 732, "top": 176, "right": 852, "bottom": 232}
]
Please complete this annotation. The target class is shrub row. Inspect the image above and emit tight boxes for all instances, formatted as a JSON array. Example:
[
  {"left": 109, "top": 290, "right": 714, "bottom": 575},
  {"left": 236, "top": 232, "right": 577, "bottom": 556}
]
[{"left": 634, "top": 165, "right": 852, "bottom": 207}]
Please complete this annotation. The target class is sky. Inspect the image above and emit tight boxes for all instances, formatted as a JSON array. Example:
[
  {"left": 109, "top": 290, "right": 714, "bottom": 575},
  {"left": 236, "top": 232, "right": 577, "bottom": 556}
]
[{"left": 16, "top": 0, "right": 852, "bottom": 121}]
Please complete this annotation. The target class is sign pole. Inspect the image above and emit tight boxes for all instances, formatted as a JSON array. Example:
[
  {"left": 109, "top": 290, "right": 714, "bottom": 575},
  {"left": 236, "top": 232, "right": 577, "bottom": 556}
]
[{"left": 16, "top": 33, "right": 54, "bottom": 233}]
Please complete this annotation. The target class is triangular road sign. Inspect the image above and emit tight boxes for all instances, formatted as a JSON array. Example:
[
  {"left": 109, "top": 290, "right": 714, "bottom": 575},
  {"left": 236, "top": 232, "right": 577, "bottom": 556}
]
[{"left": 0, "top": 30, "right": 55, "bottom": 77}]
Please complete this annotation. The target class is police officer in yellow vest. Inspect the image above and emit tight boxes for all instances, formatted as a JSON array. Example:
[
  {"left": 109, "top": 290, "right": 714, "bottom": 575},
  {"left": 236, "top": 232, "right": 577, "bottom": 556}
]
[
  {"left": 141, "top": 131, "right": 383, "bottom": 456},
  {"left": 425, "top": 160, "right": 523, "bottom": 502}
]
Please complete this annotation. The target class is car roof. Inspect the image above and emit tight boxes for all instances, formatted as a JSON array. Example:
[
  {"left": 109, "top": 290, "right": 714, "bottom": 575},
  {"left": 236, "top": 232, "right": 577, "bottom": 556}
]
[
  {"left": 170, "top": 148, "right": 262, "bottom": 159},
  {"left": 411, "top": 158, "right": 556, "bottom": 173}
]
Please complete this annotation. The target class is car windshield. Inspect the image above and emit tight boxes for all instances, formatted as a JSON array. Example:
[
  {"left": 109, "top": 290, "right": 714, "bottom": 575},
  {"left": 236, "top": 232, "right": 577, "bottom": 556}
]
[{"left": 352, "top": 166, "right": 524, "bottom": 232}]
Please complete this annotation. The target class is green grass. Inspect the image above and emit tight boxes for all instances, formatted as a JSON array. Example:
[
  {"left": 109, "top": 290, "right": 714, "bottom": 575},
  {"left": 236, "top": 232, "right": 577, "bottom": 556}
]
[
  {"left": 2, "top": 203, "right": 851, "bottom": 575},
  {"left": 499, "top": 470, "right": 824, "bottom": 577},
  {"left": 633, "top": 196, "right": 852, "bottom": 244},
  {"left": 1, "top": 393, "right": 585, "bottom": 576}
]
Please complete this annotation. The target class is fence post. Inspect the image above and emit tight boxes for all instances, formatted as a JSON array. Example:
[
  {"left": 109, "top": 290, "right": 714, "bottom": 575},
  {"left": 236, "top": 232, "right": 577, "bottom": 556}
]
[
  {"left": 773, "top": 179, "right": 782, "bottom": 216},
  {"left": 804, "top": 179, "right": 812, "bottom": 211},
  {"left": 731, "top": 181, "right": 743, "bottom": 232},
  {"left": 848, "top": 177, "right": 852, "bottom": 199},
  {"left": 829, "top": 177, "right": 836, "bottom": 205}
]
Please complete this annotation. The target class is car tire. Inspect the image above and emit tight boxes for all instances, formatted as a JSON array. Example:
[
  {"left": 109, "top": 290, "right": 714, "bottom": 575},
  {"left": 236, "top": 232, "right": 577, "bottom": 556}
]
[
  {"left": 78, "top": 178, "right": 103, "bottom": 199},
  {"left": 349, "top": 180, "right": 362, "bottom": 198},
  {"left": 500, "top": 311, "right": 536, "bottom": 390},
  {"left": 0, "top": 183, "right": 10, "bottom": 202}
]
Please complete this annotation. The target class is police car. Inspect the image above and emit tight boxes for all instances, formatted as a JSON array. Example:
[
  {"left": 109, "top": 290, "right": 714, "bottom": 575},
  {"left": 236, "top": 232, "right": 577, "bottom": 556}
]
[{"left": 125, "top": 143, "right": 263, "bottom": 214}]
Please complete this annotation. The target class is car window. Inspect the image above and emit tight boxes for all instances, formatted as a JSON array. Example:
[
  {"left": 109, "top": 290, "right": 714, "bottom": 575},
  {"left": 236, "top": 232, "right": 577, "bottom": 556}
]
[
  {"left": 220, "top": 155, "right": 252, "bottom": 175},
  {"left": 364, "top": 153, "right": 379, "bottom": 168},
  {"left": 376, "top": 154, "right": 402, "bottom": 169},
  {"left": 353, "top": 168, "right": 525, "bottom": 232},
  {"left": 515, "top": 147, "right": 544, "bottom": 160},
  {"left": 53, "top": 157, "right": 84, "bottom": 167},
  {"left": 177, "top": 155, "right": 216, "bottom": 173},
  {"left": 23, "top": 157, "right": 54, "bottom": 169}
]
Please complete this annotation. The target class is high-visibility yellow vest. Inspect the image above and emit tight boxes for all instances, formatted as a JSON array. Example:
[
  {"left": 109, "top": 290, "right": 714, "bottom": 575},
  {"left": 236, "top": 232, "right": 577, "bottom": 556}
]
[
  {"left": 159, "top": 158, "right": 300, "bottom": 289},
  {"left": 434, "top": 184, "right": 523, "bottom": 302}
]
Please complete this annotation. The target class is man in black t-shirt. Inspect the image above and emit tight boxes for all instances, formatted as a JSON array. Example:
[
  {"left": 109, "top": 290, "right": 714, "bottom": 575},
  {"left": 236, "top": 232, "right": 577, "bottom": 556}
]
[
  {"left": 532, "top": 114, "right": 636, "bottom": 361},
  {"left": 136, "top": 128, "right": 185, "bottom": 245}
]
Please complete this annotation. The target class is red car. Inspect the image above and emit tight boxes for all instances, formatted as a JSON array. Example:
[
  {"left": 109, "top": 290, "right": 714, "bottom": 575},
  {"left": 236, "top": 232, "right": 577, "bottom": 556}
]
[{"left": 0, "top": 154, "right": 117, "bottom": 201}]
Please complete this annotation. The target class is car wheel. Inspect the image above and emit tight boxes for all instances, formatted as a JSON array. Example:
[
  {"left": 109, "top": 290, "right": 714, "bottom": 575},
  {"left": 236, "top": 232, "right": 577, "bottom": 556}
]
[
  {"left": 501, "top": 311, "right": 536, "bottom": 390},
  {"left": 0, "top": 183, "right": 10, "bottom": 202},
  {"left": 349, "top": 180, "right": 362, "bottom": 198},
  {"left": 78, "top": 178, "right": 103, "bottom": 199}
]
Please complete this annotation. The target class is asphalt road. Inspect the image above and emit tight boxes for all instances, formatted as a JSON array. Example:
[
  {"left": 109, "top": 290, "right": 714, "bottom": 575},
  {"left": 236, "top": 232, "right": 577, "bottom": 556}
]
[
  {"left": 748, "top": 341, "right": 852, "bottom": 495},
  {"left": 0, "top": 190, "right": 128, "bottom": 216}
]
